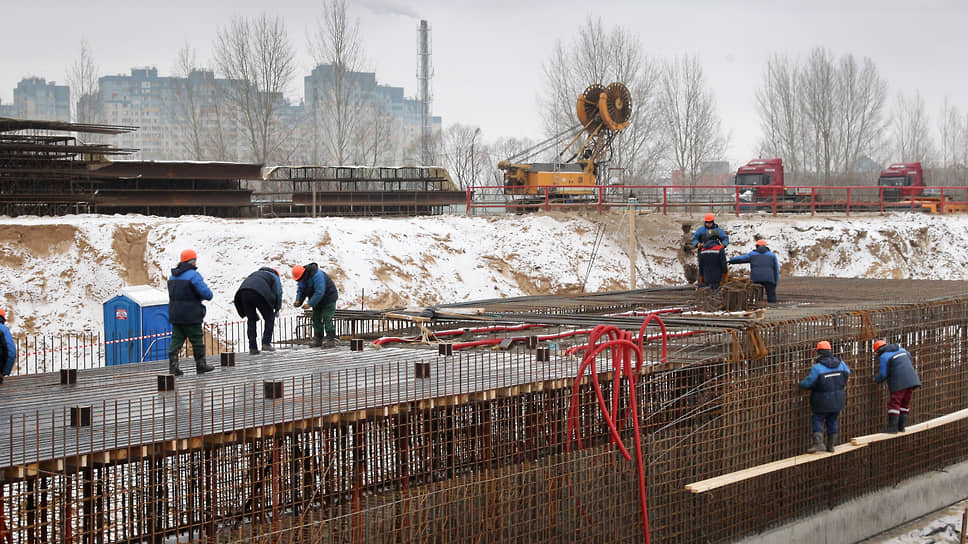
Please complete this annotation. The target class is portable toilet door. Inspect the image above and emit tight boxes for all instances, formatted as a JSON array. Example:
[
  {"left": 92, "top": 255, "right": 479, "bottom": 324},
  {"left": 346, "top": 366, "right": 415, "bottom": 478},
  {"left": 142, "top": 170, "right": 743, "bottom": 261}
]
[
  {"left": 123, "top": 286, "right": 171, "bottom": 363},
  {"left": 103, "top": 294, "right": 142, "bottom": 366}
]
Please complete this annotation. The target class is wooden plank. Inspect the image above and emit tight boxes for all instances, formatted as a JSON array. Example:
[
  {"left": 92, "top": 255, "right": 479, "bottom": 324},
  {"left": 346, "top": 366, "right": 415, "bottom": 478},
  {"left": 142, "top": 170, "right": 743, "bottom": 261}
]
[
  {"left": 685, "top": 443, "right": 866, "bottom": 494},
  {"left": 688, "top": 407, "right": 968, "bottom": 494},
  {"left": 850, "top": 407, "right": 968, "bottom": 446}
]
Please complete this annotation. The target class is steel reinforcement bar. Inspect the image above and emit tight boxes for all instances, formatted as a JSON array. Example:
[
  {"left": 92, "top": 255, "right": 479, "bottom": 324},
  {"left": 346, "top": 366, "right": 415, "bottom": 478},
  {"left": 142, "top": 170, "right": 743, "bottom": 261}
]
[{"left": 0, "top": 298, "right": 966, "bottom": 543}]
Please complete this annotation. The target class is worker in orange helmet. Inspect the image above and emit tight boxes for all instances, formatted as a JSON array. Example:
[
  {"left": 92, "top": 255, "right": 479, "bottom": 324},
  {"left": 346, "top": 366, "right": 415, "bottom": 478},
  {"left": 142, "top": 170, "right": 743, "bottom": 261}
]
[
  {"left": 873, "top": 339, "right": 921, "bottom": 433},
  {"left": 728, "top": 239, "right": 780, "bottom": 303},
  {"left": 798, "top": 341, "right": 850, "bottom": 453},
  {"left": 691, "top": 213, "right": 729, "bottom": 286},
  {"left": 292, "top": 263, "right": 340, "bottom": 347},
  {"left": 691, "top": 213, "right": 729, "bottom": 250},
  {"left": 167, "top": 249, "right": 214, "bottom": 376},
  {"left": 0, "top": 307, "right": 17, "bottom": 384}
]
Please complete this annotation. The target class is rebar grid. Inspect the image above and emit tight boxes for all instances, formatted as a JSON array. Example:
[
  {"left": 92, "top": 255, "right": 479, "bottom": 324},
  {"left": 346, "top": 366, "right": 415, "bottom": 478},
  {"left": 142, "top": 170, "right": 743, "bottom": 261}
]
[{"left": 0, "top": 291, "right": 966, "bottom": 543}]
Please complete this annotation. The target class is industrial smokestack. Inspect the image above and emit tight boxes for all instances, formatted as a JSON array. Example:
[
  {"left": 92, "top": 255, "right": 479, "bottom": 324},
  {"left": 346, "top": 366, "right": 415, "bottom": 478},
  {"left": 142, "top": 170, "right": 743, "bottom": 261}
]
[{"left": 417, "top": 19, "right": 433, "bottom": 166}]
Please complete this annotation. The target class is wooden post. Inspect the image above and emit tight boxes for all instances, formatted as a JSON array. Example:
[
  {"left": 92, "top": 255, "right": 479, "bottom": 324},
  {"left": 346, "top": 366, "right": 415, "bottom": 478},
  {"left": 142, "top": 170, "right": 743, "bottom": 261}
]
[{"left": 628, "top": 198, "right": 638, "bottom": 290}]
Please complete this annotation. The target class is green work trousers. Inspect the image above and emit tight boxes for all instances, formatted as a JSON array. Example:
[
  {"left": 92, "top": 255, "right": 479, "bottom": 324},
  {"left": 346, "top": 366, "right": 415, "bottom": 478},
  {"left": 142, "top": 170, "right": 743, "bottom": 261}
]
[
  {"left": 169, "top": 323, "right": 205, "bottom": 356},
  {"left": 313, "top": 301, "right": 337, "bottom": 337}
]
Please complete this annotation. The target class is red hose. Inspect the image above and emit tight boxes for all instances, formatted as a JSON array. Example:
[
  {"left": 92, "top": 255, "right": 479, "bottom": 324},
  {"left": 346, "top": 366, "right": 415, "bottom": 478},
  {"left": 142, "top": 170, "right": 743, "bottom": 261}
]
[{"left": 565, "top": 314, "right": 666, "bottom": 543}]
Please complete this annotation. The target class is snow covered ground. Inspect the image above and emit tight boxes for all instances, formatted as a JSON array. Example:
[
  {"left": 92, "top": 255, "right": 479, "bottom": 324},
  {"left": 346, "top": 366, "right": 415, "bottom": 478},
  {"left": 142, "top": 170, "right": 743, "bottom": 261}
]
[{"left": 1, "top": 210, "right": 967, "bottom": 337}]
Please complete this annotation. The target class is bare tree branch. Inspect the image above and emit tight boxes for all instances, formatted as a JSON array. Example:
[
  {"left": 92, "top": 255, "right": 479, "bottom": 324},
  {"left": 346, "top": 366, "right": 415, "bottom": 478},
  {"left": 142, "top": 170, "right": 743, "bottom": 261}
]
[
  {"left": 67, "top": 39, "right": 100, "bottom": 124},
  {"left": 214, "top": 13, "right": 296, "bottom": 164}
]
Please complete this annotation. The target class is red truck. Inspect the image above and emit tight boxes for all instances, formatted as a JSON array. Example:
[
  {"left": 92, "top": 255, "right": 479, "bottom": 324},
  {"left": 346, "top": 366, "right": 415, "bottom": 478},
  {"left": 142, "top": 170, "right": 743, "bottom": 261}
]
[
  {"left": 877, "top": 162, "right": 924, "bottom": 201},
  {"left": 734, "top": 158, "right": 811, "bottom": 203}
]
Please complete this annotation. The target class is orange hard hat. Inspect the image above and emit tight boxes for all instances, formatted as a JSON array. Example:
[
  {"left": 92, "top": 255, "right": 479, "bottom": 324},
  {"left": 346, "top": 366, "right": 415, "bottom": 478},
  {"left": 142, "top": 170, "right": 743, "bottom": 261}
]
[
  {"left": 704, "top": 213, "right": 715, "bottom": 222},
  {"left": 755, "top": 239, "right": 768, "bottom": 246},
  {"left": 180, "top": 249, "right": 197, "bottom": 262},
  {"left": 816, "top": 341, "right": 831, "bottom": 351},
  {"left": 0, "top": 307, "right": 5, "bottom": 320},
  {"left": 873, "top": 339, "right": 887, "bottom": 351},
  {"left": 291, "top": 265, "right": 305, "bottom": 280}
]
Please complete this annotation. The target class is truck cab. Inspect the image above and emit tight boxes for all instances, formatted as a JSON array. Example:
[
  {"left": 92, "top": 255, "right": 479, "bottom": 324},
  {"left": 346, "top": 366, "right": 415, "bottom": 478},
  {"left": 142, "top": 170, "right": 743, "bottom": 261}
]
[
  {"left": 735, "top": 158, "right": 785, "bottom": 199},
  {"left": 877, "top": 162, "right": 923, "bottom": 201}
]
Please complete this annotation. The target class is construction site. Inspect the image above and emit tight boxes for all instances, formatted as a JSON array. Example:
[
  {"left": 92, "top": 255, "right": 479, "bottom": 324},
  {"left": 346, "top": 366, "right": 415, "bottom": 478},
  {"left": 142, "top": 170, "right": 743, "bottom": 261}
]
[{"left": 0, "top": 275, "right": 966, "bottom": 543}]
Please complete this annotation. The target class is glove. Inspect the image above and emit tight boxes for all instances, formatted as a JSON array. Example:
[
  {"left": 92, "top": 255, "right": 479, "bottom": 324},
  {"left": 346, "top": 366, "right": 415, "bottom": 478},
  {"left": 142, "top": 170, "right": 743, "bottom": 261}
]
[
  {"left": 698, "top": 275, "right": 704, "bottom": 285},
  {"left": 294, "top": 300, "right": 302, "bottom": 308},
  {"left": 274, "top": 310, "right": 280, "bottom": 318},
  {"left": 722, "top": 273, "right": 728, "bottom": 283}
]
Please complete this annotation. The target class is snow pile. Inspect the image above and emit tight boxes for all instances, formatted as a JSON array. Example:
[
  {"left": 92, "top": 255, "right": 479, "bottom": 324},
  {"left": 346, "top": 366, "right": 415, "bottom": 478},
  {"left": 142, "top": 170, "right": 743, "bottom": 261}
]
[{"left": 1, "top": 211, "right": 966, "bottom": 337}]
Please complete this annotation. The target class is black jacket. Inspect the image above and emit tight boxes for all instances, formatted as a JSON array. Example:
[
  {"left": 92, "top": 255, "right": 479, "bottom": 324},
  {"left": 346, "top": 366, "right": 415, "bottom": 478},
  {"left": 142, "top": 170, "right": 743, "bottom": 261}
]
[
  {"left": 234, "top": 267, "right": 283, "bottom": 316},
  {"left": 698, "top": 240, "right": 728, "bottom": 283}
]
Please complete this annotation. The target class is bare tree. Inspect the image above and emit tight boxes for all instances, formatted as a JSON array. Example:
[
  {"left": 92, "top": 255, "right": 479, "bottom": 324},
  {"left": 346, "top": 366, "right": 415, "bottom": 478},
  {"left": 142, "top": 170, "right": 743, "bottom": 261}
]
[
  {"left": 756, "top": 48, "right": 887, "bottom": 181},
  {"left": 171, "top": 44, "right": 208, "bottom": 160},
  {"left": 308, "top": 0, "right": 371, "bottom": 165},
  {"left": 657, "top": 55, "right": 727, "bottom": 184},
  {"left": 214, "top": 13, "right": 296, "bottom": 164},
  {"left": 835, "top": 55, "right": 887, "bottom": 175},
  {"left": 67, "top": 39, "right": 100, "bottom": 123},
  {"left": 756, "top": 54, "right": 809, "bottom": 177},
  {"left": 539, "top": 17, "right": 664, "bottom": 184},
  {"left": 442, "top": 124, "right": 484, "bottom": 189},
  {"left": 890, "top": 91, "right": 934, "bottom": 163}
]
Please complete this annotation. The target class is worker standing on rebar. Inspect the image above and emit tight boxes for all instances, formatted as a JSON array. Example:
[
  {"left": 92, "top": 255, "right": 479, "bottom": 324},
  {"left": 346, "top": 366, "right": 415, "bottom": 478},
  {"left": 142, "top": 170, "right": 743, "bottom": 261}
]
[
  {"left": 292, "top": 263, "right": 339, "bottom": 347},
  {"left": 873, "top": 339, "right": 921, "bottom": 433},
  {"left": 697, "top": 236, "right": 728, "bottom": 290},
  {"left": 798, "top": 341, "right": 850, "bottom": 453},
  {"left": 691, "top": 213, "right": 729, "bottom": 249},
  {"left": 0, "top": 308, "right": 16, "bottom": 384},
  {"left": 233, "top": 267, "right": 283, "bottom": 355},
  {"left": 728, "top": 239, "right": 780, "bottom": 303},
  {"left": 167, "top": 249, "right": 215, "bottom": 376}
]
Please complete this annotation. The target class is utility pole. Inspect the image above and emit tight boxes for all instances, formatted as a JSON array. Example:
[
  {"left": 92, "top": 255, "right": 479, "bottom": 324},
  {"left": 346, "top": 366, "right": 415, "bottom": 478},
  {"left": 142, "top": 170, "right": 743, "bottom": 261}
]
[
  {"left": 470, "top": 127, "right": 480, "bottom": 189},
  {"left": 628, "top": 197, "right": 637, "bottom": 289}
]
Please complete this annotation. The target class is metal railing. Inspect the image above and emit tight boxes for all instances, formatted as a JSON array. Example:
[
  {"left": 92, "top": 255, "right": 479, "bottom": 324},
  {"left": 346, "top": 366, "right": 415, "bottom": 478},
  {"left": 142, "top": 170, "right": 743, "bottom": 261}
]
[{"left": 465, "top": 184, "right": 968, "bottom": 216}]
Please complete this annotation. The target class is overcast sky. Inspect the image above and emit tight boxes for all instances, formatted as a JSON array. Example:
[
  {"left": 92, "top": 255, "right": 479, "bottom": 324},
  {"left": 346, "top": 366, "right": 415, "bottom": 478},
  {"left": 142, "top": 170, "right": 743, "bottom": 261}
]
[{"left": 3, "top": 0, "right": 966, "bottom": 167}]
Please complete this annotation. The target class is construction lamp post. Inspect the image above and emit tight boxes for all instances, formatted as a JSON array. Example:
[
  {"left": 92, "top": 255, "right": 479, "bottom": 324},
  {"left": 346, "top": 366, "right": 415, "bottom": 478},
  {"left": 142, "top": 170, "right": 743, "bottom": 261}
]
[{"left": 470, "top": 127, "right": 481, "bottom": 189}]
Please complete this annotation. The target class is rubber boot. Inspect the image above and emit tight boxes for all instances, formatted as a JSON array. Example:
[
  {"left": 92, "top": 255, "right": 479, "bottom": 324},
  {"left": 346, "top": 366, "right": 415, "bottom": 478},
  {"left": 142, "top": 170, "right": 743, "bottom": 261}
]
[
  {"left": 898, "top": 414, "right": 907, "bottom": 432},
  {"left": 261, "top": 343, "right": 275, "bottom": 352},
  {"left": 168, "top": 352, "right": 184, "bottom": 376},
  {"left": 826, "top": 433, "right": 837, "bottom": 452},
  {"left": 324, "top": 330, "right": 337, "bottom": 347},
  {"left": 311, "top": 333, "right": 324, "bottom": 348},
  {"left": 883, "top": 414, "right": 899, "bottom": 434},
  {"left": 807, "top": 432, "right": 825, "bottom": 453},
  {"left": 249, "top": 346, "right": 260, "bottom": 355},
  {"left": 194, "top": 352, "right": 214, "bottom": 374}
]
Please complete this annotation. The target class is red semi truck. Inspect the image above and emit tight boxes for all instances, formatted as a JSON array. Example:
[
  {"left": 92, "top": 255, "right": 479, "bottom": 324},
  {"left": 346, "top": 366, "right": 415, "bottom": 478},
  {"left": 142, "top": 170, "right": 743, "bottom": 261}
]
[
  {"left": 734, "top": 158, "right": 811, "bottom": 203},
  {"left": 877, "top": 162, "right": 924, "bottom": 201}
]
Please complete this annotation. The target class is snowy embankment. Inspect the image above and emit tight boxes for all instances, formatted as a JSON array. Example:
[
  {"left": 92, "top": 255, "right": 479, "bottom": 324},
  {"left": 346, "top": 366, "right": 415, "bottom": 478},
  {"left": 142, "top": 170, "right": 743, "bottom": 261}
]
[{"left": 0, "top": 211, "right": 965, "bottom": 337}]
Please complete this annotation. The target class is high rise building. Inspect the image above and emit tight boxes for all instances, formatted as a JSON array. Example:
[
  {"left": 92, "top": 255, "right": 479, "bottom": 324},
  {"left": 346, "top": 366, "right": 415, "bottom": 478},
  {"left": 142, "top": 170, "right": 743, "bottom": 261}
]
[{"left": 12, "top": 77, "right": 70, "bottom": 121}]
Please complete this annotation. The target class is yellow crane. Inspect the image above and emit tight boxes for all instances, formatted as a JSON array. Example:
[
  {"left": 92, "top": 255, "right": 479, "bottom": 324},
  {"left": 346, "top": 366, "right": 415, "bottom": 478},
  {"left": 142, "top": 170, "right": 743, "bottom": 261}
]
[{"left": 497, "top": 82, "right": 632, "bottom": 200}]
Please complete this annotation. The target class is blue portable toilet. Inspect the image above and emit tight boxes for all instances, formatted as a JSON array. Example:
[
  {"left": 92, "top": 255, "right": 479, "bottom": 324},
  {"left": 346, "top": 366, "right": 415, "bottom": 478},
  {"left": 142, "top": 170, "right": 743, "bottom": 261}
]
[{"left": 103, "top": 285, "right": 171, "bottom": 366}]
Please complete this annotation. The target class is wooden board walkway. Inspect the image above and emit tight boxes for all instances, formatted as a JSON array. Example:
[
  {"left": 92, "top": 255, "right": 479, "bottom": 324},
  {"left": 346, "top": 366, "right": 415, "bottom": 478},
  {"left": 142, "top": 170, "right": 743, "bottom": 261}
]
[{"left": 686, "top": 407, "right": 968, "bottom": 494}]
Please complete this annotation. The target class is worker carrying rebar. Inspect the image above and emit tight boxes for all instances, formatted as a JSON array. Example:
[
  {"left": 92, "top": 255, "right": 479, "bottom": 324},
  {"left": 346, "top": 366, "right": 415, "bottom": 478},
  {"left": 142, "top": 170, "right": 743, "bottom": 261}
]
[
  {"left": 799, "top": 341, "right": 850, "bottom": 453},
  {"left": 0, "top": 307, "right": 17, "bottom": 384},
  {"left": 697, "top": 236, "right": 728, "bottom": 290},
  {"left": 691, "top": 213, "right": 729, "bottom": 249},
  {"left": 234, "top": 267, "right": 283, "bottom": 355},
  {"left": 873, "top": 339, "right": 921, "bottom": 433},
  {"left": 728, "top": 239, "right": 780, "bottom": 303},
  {"left": 292, "top": 263, "right": 339, "bottom": 348},
  {"left": 167, "top": 249, "right": 215, "bottom": 376}
]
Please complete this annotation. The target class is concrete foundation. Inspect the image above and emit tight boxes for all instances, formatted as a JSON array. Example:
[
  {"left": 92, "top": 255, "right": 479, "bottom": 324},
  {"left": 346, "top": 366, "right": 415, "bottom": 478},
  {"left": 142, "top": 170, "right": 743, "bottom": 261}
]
[{"left": 738, "top": 458, "right": 968, "bottom": 544}]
